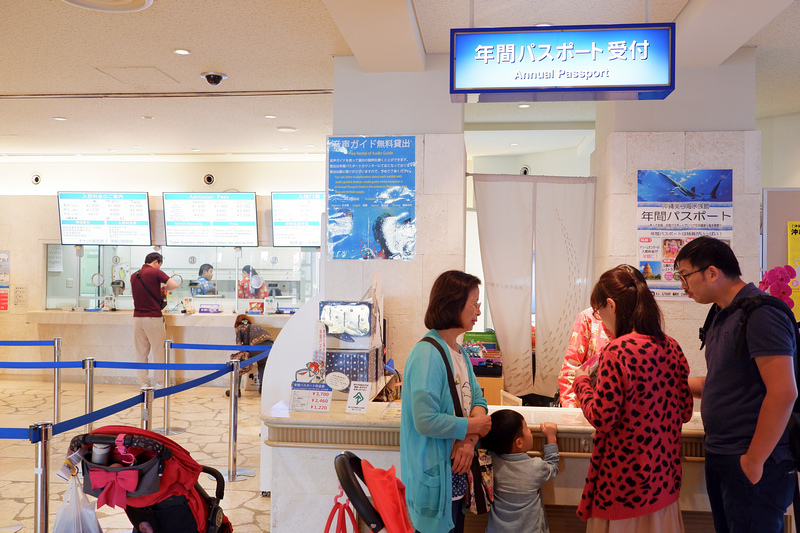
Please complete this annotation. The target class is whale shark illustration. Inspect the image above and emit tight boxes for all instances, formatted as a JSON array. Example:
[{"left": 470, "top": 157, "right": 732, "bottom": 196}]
[{"left": 658, "top": 172, "right": 722, "bottom": 200}]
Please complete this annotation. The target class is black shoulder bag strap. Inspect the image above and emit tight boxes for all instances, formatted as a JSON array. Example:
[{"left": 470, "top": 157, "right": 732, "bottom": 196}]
[
  {"left": 419, "top": 336, "right": 489, "bottom": 513},
  {"left": 420, "top": 337, "right": 461, "bottom": 414},
  {"left": 135, "top": 270, "right": 166, "bottom": 309},
  {"left": 698, "top": 303, "right": 719, "bottom": 350}
]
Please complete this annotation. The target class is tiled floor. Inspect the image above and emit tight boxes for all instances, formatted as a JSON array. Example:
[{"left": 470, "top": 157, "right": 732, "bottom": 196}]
[{"left": 0, "top": 379, "right": 270, "bottom": 532}]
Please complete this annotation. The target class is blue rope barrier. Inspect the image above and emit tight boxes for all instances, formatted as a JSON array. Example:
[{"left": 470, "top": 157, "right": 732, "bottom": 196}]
[
  {"left": 171, "top": 343, "right": 271, "bottom": 351},
  {"left": 0, "top": 361, "right": 82, "bottom": 369},
  {"left": 0, "top": 428, "right": 31, "bottom": 439},
  {"left": 50, "top": 394, "right": 145, "bottom": 440},
  {"left": 96, "top": 361, "right": 227, "bottom": 371},
  {"left": 154, "top": 366, "right": 232, "bottom": 399},
  {"left": 239, "top": 350, "right": 269, "bottom": 368},
  {"left": 0, "top": 340, "right": 55, "bottom": 347}
]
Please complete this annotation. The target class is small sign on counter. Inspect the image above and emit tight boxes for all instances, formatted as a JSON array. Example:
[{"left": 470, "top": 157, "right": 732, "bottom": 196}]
[
  {"left": 346, "top": 381, "right": 371, "bottom": 414},
  {"left": 290, "top": 381, "right": 333, "bottom": 412}
]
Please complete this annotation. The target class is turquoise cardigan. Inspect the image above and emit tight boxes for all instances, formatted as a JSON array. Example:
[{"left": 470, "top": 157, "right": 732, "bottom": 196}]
[{"left": 400, "top": 330, "right": 488, "bottom": 533}]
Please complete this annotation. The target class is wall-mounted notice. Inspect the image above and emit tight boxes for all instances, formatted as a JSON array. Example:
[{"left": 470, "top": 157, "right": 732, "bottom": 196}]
[
  {"left": 58, "top": 192, "right": 151, "bottom": 246},
  {"left": 271, "top": 192, "right": 325, "bottom": 247},
  {"left": 636, "top": 169, "right": 733, "bottom": 298},
  {"left": 327, "top": 136, "right": 416, "bottom": 260},
  {"left": 163, "top": 192, "right": 258, "bottom": 247},
  {"left": 0, "top": 251, "right": 7, "bottom": 311}
]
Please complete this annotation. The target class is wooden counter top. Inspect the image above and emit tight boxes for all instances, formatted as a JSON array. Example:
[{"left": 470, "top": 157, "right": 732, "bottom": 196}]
[{"left": 26, "top": 309, "right": 291, "bottom": 328}]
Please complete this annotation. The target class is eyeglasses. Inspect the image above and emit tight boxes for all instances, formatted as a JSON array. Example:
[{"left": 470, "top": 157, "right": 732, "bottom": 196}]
[
  {"left": 675, "top": 266, "right": 708, "bottom": 284},
  {"left": 469, "top": 300, "right": 481, "bottom": 311}
]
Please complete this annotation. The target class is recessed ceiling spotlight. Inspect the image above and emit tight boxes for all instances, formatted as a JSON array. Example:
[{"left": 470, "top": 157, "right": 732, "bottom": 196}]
[
  {"left": 306, "top": 144, "right": 315, "bottom": 148},
  {"left": 264, "top": 115, "right": 277, "bottom": 119},
  {"left": 173, "top": 49, "right": 191, "bottom": 55},
  {"left": 280, "top": 148, "right": 290, "bottom": 151},
  {"left": 133, "top": 145, "right": 142, "bottom": 149},
  {"left": 142, "top": 116, "right": 154, "bottom": 120},
  {"left": 54, "top": 117, "right": 67, "bottom": 121},
  {"left": 277, "top": 126, "right": 297, "bottom": 133},
  {"left": 61, "top": 0, "right": 153, "bottom": 12},
  {"left": 510, "top": 143, "right": 519, "bottom": 146},
  {"left": 535, "top": 22, "right": 553, "bottom": 27},
  {"left": 518, "top": 104, "right": 530, "bottom": 109},
  {"left": 107, "top": 149, "right": 116, "bottom": 152},
  {"left": 191, "top": 148, "right": 200, "bottom": 152}
]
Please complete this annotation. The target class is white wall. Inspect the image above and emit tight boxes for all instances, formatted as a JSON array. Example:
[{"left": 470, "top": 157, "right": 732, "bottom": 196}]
[
  {"left": 471, "top": 145, "right": 593, "bottom": 177},
  {"left": 0, "top": 160, "right": 324, "bottom": 195},
  {"left": 758, "top": 112, "right": 800, "bottom": 188}
]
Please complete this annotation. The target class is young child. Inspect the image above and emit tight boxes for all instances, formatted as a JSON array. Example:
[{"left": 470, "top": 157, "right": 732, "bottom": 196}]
[{"left": 481, "top": 410, "right": 559, "bottom": 533}]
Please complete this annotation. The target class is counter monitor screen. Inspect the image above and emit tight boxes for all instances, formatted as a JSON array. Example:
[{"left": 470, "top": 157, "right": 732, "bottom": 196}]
[
  {"left": 271, "top": 192, "right": 325, "bottom": 247},
  {"left": 163, "top": 192, "right": 259, "bottom": 247},
  {"left": 57, "top": 192, "right": 152, "bottom": 246}
]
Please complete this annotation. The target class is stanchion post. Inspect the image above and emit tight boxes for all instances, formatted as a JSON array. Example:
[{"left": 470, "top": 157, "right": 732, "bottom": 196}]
[
  {"left": 31, "top": 421, "right": 53, "bottom": 533},
  {"left": 164, "top": 340, "right": 172, "bottom": 431},
  {"left": 141, "top": 386, "right": 155, "bottom": 431},
  {"left": 53, "top": 337, "right": 62, "bottom": 424},
  {"left": 228, "top": 358, "right": 239, "bottom": 482},
  {"left": 83, "top": 357, "right": 95, "bottom": 433}
]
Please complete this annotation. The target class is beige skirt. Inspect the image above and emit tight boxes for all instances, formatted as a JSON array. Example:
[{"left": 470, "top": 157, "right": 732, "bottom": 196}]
[{"left": 585, "top": 501, "right": 685, "bottom": 533}]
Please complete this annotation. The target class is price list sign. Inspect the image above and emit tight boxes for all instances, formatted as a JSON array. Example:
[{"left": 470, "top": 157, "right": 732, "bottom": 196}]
[
  {"left": 163, "top": 192, "right": 258, "bottom": 246},
  {"left": 58, "top": 192, "right": 151, "bottom": 246},
  {"left": 271, "top": 192, "right": 325, "bottom": 247},
  {"left": 289, "top": 381, "right": 333, "bottom": 412}
]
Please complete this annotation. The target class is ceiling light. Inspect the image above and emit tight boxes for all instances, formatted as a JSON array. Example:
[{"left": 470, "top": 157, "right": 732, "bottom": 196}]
[
  {"left": 535, "top": 22, "right": 553, "bottom": 27},
  {"left": 54, "top": 117, "right": 67, "bottom": 121},
  {"left": 191, "top": 148, "right": 200, "bottom": 152},
  {"left": 264, "top": 115, "right": 277, "bottom": 119},
  {"left": 306, "top": 144, "right": 315, "bottom": 148},
  {"left": 280, "top": 148, "right": 290, "bottom": 151},
  {"left": 518, "top": 104, "right": 530, "bottom": 109},
  {"left": 133, "top": 145, "right": 142, "bottom": 149},
  {"left": 107, "top": 149, "right": 116, "bottom": 152},
  {"left": 61, "top": 0, "right": 153, "bottom": 12},
  {"left": 510, "top": 143, "right": 519, "bottom": 146},
  {"left": 277, "top": 126, "right": 297, "bottom": 133},
  {"left": 173, "top": 49, "right": 191, "bottom": 55},
  {"left": 142, "top": 116, "right": 154, "bottom": 120}
]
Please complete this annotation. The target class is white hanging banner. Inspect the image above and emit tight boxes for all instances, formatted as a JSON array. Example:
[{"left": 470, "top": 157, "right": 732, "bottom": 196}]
[{"left": 473, "top": 175, "right": 595, "bottom": 398}]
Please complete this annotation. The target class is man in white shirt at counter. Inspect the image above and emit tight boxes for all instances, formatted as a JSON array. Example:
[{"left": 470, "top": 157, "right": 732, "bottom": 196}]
[{"left": 131, "top": 252, "right": 179, "bottom": 387}]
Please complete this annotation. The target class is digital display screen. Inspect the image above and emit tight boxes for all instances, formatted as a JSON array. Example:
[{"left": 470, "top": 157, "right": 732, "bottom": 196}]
[
  {"left": 163, "top": 192, "right": 259, "bottom": 247},
  {"left": 271, "top": 192, "right": 325, "bottom": 247},
  {"left": 58, "top": 192, "right": 152, "bottom": 246}
]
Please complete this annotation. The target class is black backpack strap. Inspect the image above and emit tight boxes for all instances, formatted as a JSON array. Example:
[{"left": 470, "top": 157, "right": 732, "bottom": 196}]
[
  {"left": 699, "top": 304, "right": 719, "bottom": 350},
  {"left": 420, "top": 337, "right": 463, "bottom": 417}
]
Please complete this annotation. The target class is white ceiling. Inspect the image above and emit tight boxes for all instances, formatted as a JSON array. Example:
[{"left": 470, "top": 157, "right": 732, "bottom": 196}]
[{"left": 1, "top": 0, "right": 799, "bottom": 159}]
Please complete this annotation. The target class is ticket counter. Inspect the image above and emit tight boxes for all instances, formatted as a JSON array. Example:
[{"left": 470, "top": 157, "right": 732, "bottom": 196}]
[
  {"left": 261, "top": 402, "right": 713, "bottom": 533},
  {"left": 25, "top": 310, "right": 290, "bottom": 384}
]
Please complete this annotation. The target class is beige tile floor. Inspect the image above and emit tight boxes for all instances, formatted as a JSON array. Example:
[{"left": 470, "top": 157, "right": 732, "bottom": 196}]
[{"left": 0, "top": 379, "right": 270, "bottom": 532}]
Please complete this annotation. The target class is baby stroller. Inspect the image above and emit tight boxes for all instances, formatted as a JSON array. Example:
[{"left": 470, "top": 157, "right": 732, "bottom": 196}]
[
  {"left": 68, "top": 425, "right": 232, "bottom": 533},
  {"left": 334, "top": 451, "right": 413, "bottom": 533}
]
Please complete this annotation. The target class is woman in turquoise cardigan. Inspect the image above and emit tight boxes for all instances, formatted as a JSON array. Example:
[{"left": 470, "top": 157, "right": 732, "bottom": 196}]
[{"left": 400, "top": 270, "right": 492, "bottom": 533}]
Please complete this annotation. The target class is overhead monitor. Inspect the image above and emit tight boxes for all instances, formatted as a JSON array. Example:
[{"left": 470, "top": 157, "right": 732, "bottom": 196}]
[
  {"left": 271, "top": 192, "right": 325, "bottom": 247},
  {"left": 162, "top": 192, "right": 259, "bottom": 247},
  {"left": 57, "top": 192, "right": 152, "bottom": 246}
]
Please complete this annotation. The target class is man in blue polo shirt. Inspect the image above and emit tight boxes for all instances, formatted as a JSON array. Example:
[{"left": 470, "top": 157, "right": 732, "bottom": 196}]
[{"left": 675, "top": 236, "right": 797, "bottom": 533}]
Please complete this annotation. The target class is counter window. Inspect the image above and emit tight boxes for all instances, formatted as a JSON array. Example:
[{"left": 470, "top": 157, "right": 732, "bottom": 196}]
[{"left": 45, "top": 244, "right": 319, "bottom": 312}]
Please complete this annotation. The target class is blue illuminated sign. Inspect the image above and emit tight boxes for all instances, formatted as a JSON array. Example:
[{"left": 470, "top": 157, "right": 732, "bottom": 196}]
[{"left": 451, "top": 23, "right": 674, "bottom": 101}]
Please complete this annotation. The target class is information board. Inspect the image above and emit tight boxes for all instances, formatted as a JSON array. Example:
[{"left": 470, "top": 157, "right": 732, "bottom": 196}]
[
  {"left": 271, "top": 192, "right": 325, "bottom": 247},
  {"left": 58, "top": 192, "right": 151, "bottom": 246},
  {"left": 163, "top": 192, "right": 258, "bottom": 247}
]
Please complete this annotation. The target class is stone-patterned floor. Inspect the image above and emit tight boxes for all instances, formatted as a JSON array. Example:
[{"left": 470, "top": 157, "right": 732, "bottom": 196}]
[{"left": 0, "top": 380, "right": 270, "bottom": 532}]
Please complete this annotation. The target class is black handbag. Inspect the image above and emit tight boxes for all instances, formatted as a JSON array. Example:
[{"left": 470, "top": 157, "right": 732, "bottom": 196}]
[{"left": 419, "top": 337, "right": 493, "bottom": 514}]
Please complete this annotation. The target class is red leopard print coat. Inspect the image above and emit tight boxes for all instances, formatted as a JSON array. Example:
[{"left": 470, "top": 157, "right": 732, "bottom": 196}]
[{"left": 574, "top": 333, "right": 693, "bottom": 520}]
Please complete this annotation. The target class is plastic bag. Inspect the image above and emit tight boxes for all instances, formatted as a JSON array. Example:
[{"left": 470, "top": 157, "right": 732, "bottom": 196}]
[{"left": 53, "top": 474, "right": 103, "bottom": 533}]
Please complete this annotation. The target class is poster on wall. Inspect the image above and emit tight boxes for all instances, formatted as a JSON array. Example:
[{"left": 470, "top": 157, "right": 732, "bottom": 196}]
[
  {"left": 787, "top": 221, "right": 800, "bottom": 318},
  {"left": 0, "top": 250, "right": 8, "bottom": 311},
  {"left": 636, "top": 169, "right": 733, "bottom": 298},
  {"left": 327, "top": 136, "right": 416, "bottom": 260}
]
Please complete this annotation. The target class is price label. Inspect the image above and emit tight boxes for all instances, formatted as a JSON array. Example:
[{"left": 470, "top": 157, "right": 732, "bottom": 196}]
[{"left": 289, "top": 381, "right": 333, "bottom": 412}]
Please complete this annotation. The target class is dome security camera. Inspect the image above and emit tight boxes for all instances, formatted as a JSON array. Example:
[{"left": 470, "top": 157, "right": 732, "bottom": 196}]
[
  {"left": 203, "top": 174, "right": 215, "bottom": 186},
  {"left": 31, "top": 174, "right": 42, "bottom": 185},
  {"left": 520, "top": 165, "right": 531, "bottom": 175},
  {"left": 202, "top": 72, "right": 227, "bottom": 86}
]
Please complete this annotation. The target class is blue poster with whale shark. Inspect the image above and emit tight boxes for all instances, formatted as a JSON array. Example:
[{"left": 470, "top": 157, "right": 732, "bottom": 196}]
[{"left": 636, "top": 169, "right": 733, "bottom": 298}]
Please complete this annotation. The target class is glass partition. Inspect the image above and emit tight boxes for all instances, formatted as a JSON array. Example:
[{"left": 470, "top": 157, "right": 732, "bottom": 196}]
[{"left": 45, "top": 244, "right": 320, "bottom": 312}]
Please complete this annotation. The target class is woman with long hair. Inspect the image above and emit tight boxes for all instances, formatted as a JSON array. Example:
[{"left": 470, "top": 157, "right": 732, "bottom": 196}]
[{"left": 574, "top": 265, "right": 693, "bottom": 532}]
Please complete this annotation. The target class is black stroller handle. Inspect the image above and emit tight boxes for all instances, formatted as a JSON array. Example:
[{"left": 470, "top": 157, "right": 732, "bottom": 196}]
[
  {"left": 334, "top": 451, "right": 385, "bottom": 533},
  {"left": 69, "top": 433, "right": 173, "bottom": 461},
  {"left": 202, "top": 466, "right": 226, "bottom": 501}
]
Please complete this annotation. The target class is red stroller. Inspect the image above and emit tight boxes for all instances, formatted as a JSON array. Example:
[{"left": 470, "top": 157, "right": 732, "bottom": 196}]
[{"left": 68, "top": 425, "right": 233, "bottom": 533}]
